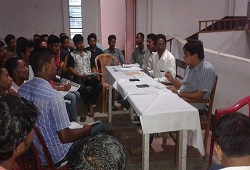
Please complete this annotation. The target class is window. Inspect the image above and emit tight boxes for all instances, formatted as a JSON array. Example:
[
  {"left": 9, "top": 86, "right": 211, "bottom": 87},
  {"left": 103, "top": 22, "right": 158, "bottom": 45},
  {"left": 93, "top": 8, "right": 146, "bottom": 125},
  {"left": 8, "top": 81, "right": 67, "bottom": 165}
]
[{"left": 69, "top": 0, "right": 82, "bottom": 39}]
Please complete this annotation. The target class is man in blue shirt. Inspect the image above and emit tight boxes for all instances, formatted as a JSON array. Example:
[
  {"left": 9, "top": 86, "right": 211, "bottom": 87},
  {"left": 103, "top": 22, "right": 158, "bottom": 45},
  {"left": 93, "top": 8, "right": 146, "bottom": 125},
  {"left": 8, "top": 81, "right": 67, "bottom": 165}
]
[
  {"left": 19, "top": 49, "right": 104, "bottom": 167},
  {"left": 166, "top": 40, "right": 215, "bottom": 110}
]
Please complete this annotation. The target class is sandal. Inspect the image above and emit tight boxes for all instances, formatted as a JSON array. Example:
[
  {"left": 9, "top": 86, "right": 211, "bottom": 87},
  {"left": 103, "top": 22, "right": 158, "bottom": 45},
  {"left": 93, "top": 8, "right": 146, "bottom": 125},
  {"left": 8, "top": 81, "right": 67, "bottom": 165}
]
[{"left": 87, "top": 104, "right": 94, "bottom": 117}]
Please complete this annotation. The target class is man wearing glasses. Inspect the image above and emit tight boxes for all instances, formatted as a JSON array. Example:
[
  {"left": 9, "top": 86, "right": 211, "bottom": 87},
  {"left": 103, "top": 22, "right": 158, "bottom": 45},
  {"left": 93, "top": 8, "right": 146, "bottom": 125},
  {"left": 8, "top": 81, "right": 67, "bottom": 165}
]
[
  {"left": 165, "top": 40, "right": 215, "bottom": 111},
  {"left": 148, "top": 34, "right": 176, "bottom": 83}
]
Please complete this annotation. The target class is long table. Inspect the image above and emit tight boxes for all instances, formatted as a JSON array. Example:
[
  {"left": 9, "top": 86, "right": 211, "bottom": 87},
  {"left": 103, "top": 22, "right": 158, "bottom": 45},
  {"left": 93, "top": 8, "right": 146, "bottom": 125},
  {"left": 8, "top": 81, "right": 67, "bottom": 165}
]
[{"left": 104, "top": 66, "right": 205, "bottom": 170}]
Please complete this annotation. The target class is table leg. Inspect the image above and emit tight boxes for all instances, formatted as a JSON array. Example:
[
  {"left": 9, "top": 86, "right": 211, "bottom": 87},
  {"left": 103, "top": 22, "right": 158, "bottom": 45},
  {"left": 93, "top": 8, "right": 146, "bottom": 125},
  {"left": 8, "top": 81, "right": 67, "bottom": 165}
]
[
  {"left": 178, "top": 130, "right": 187, "bottom": 170},
  {"left": 108, "top": 85, "right": 112, "bottom": 123},
  {"left": 130, "top": 105, "right": 134, "bottom": 120},
  {"left": 142, "top": 134, "right": 150, "bottom": 170}
]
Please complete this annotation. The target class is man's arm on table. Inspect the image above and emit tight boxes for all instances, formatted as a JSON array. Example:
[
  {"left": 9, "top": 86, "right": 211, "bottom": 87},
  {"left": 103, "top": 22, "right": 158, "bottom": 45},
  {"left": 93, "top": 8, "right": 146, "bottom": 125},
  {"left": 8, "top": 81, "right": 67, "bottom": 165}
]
[{"left": 165, "top": 71, "right": 183, "bottom": 88}]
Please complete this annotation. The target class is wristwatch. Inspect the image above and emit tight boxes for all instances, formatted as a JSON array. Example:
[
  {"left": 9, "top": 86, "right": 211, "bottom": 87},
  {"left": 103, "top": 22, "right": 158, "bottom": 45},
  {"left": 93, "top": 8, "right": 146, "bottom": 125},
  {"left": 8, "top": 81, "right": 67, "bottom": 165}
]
[{"left": 177, "top": 89, "right": 181, "bottom": 97}]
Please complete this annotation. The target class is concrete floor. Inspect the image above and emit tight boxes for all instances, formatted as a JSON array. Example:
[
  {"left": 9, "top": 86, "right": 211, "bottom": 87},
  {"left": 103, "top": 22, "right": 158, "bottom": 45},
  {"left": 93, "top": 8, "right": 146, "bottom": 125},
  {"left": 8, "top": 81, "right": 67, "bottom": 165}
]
[{"left": 78, "top": 102, "right": 216, "bottom": 170}]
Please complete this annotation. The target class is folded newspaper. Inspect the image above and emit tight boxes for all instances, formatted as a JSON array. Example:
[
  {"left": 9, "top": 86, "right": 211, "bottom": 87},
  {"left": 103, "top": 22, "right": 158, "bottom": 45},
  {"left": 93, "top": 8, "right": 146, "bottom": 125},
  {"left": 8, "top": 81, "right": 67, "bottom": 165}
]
[
  {"left": 122, "top": 63, "right": 140, "bottom": 68},
  {"left": 82, "top": 72, "right": 102, "bottom": 77}
]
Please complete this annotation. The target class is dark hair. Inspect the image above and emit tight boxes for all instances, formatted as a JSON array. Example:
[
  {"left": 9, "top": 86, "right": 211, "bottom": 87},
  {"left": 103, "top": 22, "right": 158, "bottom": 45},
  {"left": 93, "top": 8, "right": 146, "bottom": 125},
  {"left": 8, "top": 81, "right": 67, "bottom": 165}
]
[
  {"left": 137, "top": 32, "right": 144, "bottom": 39},
  {"left": 154, "top": 34, "right": 166, "bottom": 44},
  {"left": 183, "top": 40, "right": 204, "bottom": 60},
  {"left": 73, "top": 34, "right": 84, "bottom": 44},
  {"left": 0, "top": 96, "right": 38, "bottom": 161},
  {"left": 0, "top": 41, "right": 5, "bottom": 48},
  {"left": 30, "top": 48, "right": 53, "bottom": 73},
  {"left": 16, "top": 37, "right": 29, "bottom": 57},
  {"left": 215, "top": 112, "right": 250, "bottom": 157},
  {"left": 147, "top": 33, "right": 156, "bottom": 41},
  {"left": 4, "top": 34, "right": 15, "bottom": 45},
  {"left": 87, "top": 33, "right": 97, "bottom": 41},
  {"left": 33, "top": 34, "right": 40, "bottom": 39},
  {"left": 48, "top": 35, "right": 60, "bottom": 45},
  {"left": 60, "top": 36, "right": 69, "bottom": 44},
  {"left": 5, "top": 57, "right": 20, "bottom": 78},
  {"left": 108, "top": 35, "right": 116, "bottom": 42},
  {"left": 68, "top": 133, "right": 126, "bottom": 170},
  {"left": 59, "top": 33, "right": 66, "bottom": 38},
  {"left": 40, "top": 34, "right": 48, "bottom": 40}
]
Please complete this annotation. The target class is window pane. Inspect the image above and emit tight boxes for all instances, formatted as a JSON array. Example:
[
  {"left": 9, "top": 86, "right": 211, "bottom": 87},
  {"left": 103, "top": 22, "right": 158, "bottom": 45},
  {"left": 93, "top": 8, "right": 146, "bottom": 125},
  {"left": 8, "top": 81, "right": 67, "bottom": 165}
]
[
  {"left": 70, "top": 29, "right": 82, "bottom": 39},
  {"left": 70, "top": 18, "right": 82, "bottom": 28},
  {"left": 69, "top": 0, "right": 81, "bottom": 6},
  {"left": 69, "top": 6, "right": 82, "bottom": 17}
]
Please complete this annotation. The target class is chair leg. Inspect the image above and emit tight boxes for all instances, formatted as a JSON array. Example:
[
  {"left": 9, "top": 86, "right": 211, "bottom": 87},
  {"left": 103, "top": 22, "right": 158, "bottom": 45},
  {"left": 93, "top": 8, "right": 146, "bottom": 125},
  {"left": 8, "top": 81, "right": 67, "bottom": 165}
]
[
  {"left": 101, "top": 87, "right": 107, "bottom": 113},
  {"left": 203, "top": 129, "right": 209, "bottom": 156}
]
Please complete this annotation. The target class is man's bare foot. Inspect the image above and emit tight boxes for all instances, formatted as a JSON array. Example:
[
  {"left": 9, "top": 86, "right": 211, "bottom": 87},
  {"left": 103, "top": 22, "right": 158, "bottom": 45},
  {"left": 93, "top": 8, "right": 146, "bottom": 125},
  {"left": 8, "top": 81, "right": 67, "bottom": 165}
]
[{"left": 87, "top": 104, "right": 94, "bottom": 117}]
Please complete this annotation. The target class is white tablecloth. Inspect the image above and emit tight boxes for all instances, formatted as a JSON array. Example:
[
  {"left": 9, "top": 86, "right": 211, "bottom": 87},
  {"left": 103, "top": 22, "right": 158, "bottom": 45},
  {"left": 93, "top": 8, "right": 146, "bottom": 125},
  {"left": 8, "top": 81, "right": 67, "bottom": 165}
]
[{"left": 104, "top": 66, "right": 205, "bottom": 156}]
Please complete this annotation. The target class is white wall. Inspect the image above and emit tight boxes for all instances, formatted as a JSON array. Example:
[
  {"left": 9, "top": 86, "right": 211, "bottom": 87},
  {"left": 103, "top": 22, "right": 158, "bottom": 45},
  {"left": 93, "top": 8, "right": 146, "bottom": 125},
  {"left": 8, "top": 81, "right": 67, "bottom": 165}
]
[
  {"left": 234, "top": 0, "right": 248, "bottom": 16},
  {"left": 0, "top": 0, "right": 64, "bottom": 39},
  {"left": 82, "top": 0, "right": 102, "bottom": 42},
  {"left": 100, "top": 0, "right": 126, "bottom": 50},
  {"left": 199, "top": 31, "right": 250, "bottom": 59},
  {"left": 136, "top": 0, "right": 248, "bottom": 39},
  {"left": 172, "top": 37, "right": 250, "bottom": 114}
]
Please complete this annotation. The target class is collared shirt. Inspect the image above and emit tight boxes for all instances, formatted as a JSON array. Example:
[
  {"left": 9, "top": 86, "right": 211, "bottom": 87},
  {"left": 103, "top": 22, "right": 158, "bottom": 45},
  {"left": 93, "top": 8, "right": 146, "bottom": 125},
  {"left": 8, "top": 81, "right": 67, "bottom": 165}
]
[
  {"left": 149, "top": 49, "right": 176, "bottom": 83},
  {"left": 131, "top": 45, "right": 147, "bottom": 67},
  {"left": 221, "top": 166, "right": 250, "bottom": 170},
  {"left": 103, "top": 48, "right": 126, "bottom": 65},
  {"left": 18, "top": 77, "right": 72, "bottom": 166},
  {"left": 28, "top": 65, "right": 34, "bottom": 80},
  {"left": 68, "top": 50, "right": 92, "bottom": 75},
  {"left": 142, "top": 50, "right": 155, "bottom": 72},
  {"left": 180, "top": 60, "right": 215, "bottom": 110},
  {"left": 84, "top": 46, "right": 103, "bottom": 69}
]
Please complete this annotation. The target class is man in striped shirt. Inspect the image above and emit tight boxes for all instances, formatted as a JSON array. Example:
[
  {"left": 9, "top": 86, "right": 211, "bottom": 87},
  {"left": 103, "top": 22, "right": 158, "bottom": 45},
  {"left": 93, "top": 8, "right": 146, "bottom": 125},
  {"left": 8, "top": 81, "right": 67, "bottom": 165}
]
[
  {"left": 19, "top": 49, "right": 104, "bottom": 167},
  {"left": 165, "top": 40, "right": 215, "bottom": 110}
]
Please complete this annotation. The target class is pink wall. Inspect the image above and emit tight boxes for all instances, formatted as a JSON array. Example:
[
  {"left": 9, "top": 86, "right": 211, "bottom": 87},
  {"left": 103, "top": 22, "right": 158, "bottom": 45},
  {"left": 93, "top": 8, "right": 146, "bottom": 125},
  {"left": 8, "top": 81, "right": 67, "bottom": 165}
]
[{"left": 100, "top": 0, "right": 126, "bottom": 50}]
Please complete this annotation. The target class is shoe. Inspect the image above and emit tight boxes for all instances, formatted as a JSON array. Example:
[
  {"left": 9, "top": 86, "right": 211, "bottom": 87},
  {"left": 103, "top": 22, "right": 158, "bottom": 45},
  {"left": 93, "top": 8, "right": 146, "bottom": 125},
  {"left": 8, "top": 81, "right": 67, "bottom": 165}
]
[{"left": 132, "top": 115, "right": 140, "bottom": 124}]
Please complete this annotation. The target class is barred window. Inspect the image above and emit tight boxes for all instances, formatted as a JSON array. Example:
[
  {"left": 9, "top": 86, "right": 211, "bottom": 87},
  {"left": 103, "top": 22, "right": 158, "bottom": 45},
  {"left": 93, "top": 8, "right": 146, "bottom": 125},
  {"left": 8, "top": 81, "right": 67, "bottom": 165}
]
[{"left": 69, "top": 0, "right": 82, "bottom": 39}]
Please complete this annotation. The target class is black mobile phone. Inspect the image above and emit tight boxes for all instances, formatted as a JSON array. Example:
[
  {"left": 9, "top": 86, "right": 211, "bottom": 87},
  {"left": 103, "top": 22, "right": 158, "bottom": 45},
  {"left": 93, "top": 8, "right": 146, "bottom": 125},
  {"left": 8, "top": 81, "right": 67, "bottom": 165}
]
[
  {"left": 129, "top": 78, "right": 140, "bottom": 82},
  {"left": 136, "top": 84, "right": 149, "bottom": 88}
]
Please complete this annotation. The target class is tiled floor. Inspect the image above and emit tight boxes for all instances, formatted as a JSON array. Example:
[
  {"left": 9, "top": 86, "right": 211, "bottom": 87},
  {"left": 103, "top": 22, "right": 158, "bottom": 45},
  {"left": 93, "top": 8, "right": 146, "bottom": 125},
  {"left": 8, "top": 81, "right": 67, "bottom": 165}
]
[{"left": 78, "top": 105, "right": 220, "bottom": 170}]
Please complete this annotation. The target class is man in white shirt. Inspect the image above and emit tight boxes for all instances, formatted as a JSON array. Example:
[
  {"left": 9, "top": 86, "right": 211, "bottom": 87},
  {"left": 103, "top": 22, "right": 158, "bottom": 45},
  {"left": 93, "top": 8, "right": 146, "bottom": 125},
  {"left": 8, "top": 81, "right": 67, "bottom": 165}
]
[
  {"left": 148, "top": 34, "right": 176, "bottom": 83},
  {"left": 142, "top": 33, "right": 156, "bottom": 72}
]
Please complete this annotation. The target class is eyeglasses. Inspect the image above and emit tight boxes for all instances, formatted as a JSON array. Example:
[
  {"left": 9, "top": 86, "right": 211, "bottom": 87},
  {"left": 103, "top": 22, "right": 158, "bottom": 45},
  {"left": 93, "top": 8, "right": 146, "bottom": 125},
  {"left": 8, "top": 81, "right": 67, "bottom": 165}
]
[{"left": 155, "top": 43, "right": 165, "bottom": 48}]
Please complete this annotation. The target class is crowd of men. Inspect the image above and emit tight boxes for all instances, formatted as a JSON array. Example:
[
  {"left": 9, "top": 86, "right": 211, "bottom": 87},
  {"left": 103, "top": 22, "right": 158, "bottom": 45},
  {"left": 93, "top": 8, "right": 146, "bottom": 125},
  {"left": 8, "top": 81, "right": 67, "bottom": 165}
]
[{"left": 0, "top": 32, "right": 249, "bottom": 170}]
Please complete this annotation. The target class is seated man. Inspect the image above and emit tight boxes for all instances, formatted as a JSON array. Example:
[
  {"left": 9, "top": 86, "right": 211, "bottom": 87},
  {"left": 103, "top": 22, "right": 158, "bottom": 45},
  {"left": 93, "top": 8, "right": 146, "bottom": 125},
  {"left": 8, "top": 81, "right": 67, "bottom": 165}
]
[
  {"left": 16, "top": 37, "right": 34, "bottom": 80},
  {"left": 19, "top": 49, "right": 104, "bottom": 167},
  {"left": 130, "top": 32, "right": 146, "bottom": 67},
  {"left": 142, "top": 33, "right": 156, "bottom": 72},
  {"left": 48, "top": 34, "right": 80, "bottom": 122},
  {"left": 68, "top": 34, "right": 102, "bottom": 117},
  {"left": 166, "top": 40, "right": 215, "bottom": 111},
  {"left": 0, "top": 41, "right": 7, "bottom": 66},
  {"left": 60, "top": 35, "right": 75, "bottom": 53},
  {"left": 210, "top": 112, "right": 250, "bottom": 169},
  {"left": 4, "top": 34, "right": 18, "bottom": 59},
  {"left": 6, "top": 58, "right": 29, "bottom": 92},
  {"left": 0, "top": 96, "right": 38, "bottom": 170},
  {"left": 148, "top": 34, "right": 176, "bottom": 83},
  {"left": 0, "top": 65, "right": 16, "bottom": 97},
  {"left": 104, "top": 34, "right": 125, "bottom": 65},
  {"left": 84, "top": 33, "right": 103, "bottom": 71}
]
